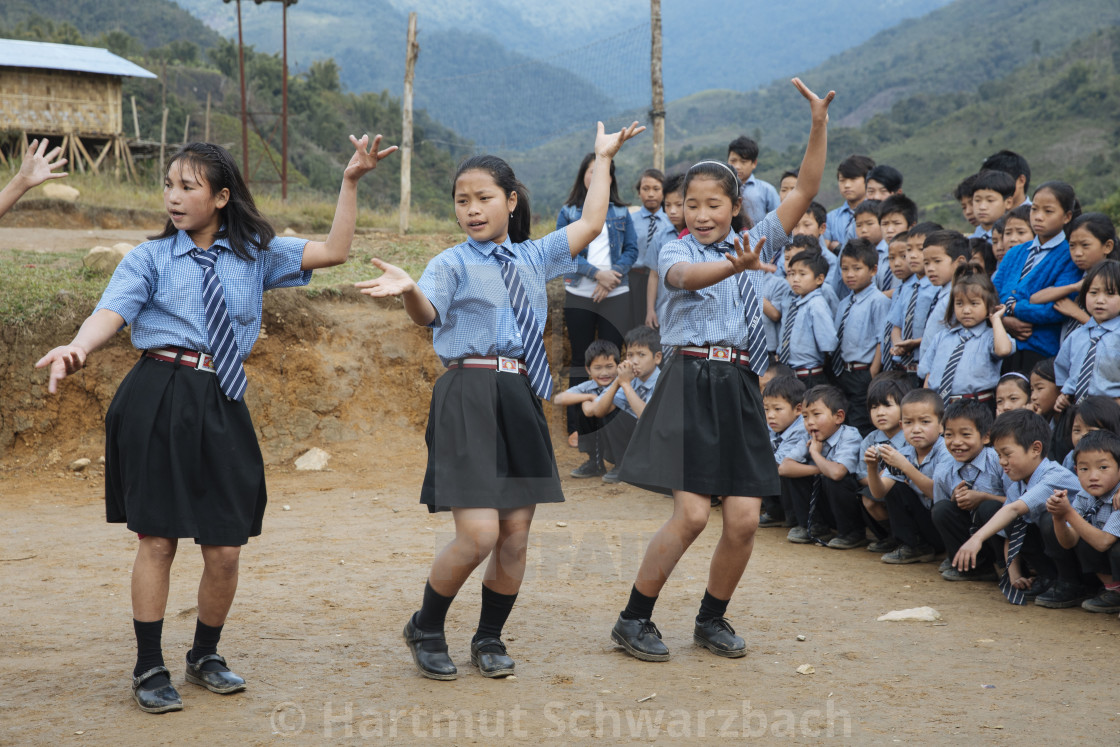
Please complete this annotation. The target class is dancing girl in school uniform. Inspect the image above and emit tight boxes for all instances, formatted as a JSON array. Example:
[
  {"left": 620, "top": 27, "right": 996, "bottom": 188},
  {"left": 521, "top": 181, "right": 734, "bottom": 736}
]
[
  {"left": 36, "top": 136, "right": 396, "bottom": 713},
  {"left": 611, "top": 79, "right": 834, "bottom": 662},
  {"left": 356, "top": 122, "right": 644, "bottom": 680}
]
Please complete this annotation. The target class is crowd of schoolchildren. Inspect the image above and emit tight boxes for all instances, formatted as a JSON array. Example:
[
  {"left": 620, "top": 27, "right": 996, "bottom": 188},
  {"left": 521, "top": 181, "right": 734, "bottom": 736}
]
[{"left": 561, "top": 141, "right": 1120, "bottom": 618}]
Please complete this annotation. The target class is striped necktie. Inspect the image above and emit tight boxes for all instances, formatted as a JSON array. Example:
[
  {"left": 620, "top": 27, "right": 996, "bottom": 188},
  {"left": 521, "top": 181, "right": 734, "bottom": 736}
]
[
  {"left": 494, "top": 247, "right": 553, "bottom": 400},
  {"left": 998, "top": 517, "right": 1028, "bottom": 605},
  {"left": 807, "top": 441, "right": 831, "bottom": 546},
  {"left": 715, "top": 239, "right": 769, "bottom": 376},
  {"left": 832, "top": 295, "right": 855, "bottom": 377},
  {"left": 880, "top": 318, "right": 895, "bottom": 370},
  {"left": 190, "top": 248, "right": 247, "bottom": 401},
  {"left": 1019, "top": 243, "right": 1042, "bottom": 281},
  {"left": 937, "top": 330, "right": 973, "bottom": 403},
  {"left": 1074, "top": 328, "right": 1103, "bottom": 403},
  {"left": 646, "top": 214, "right": 657, "bottom": 248},
  {"left": 778, "top": 298, "right": 801, "bottom": 366},
  {"left": 877, "top": 260, "right": 893, "bottom": 292},
  {"left": 900, "top": 284, "right": 919, "bottom": 368}
]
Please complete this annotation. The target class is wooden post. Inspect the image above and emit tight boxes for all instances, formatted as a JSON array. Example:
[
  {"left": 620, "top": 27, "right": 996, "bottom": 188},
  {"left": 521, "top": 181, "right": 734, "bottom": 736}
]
[
  {"left": 236, "top": 0, "right": 250, "bottom": 180},
  {"left": 399, "top": 12, "right": 419, "bottom": 234},
  {"left": 73, "top": 134, "right": 97, "bottom": 175},
  {"left": 183, "top": 114, "right": 191, "bottom": 144},
  {"left": 650, "top": 0, "right": 666, "bottom": 172},
  {"left": 131, "top": 96, "right": 140, "bottom": 139},
  {"left": 159, "top": 107, "right": 169, "bottom": 181},
  {"left": 93, "top": 139, "right": 113, "bottom": 170},
  {"left": 113, "top": 137, "right": 121, "bottom": 179},
  {"left": 204, "top": 92, "right": 211, "bottom": 143}
]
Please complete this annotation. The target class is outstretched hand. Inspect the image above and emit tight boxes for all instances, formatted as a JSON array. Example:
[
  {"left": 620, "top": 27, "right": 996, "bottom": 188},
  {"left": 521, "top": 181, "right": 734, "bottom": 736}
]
[
  {"left": 791, "top": 77, "right": 836, "bottom": 122},
  {"left": 18, "top": 138, "right": 68, "bottom": 188},
  {"left": 724, "top": 235, "right": 775, "bottom": 274},
  {"left": 594, "top": 121, "right": 646, "bottom": 160},
  {"left": 343, "top": 134, "right": 398, "bottom": 182},
  {"left": 355, "top": 258, "right": 416, "bottom": 298},
  {"left": 35, "top": 345, "right": 86, "bottom": 394}
]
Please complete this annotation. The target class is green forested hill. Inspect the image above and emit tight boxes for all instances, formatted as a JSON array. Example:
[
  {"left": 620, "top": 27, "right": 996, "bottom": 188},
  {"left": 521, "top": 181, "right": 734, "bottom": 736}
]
[{"left": 0, "top": 0, "right": 221, "bottom": 50}]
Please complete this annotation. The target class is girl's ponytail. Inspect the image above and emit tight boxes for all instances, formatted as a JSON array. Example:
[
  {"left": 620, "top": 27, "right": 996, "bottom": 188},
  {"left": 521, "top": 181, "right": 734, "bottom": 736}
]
[{"left": 509, "top": 183, "right": 532, "bottom": 244}]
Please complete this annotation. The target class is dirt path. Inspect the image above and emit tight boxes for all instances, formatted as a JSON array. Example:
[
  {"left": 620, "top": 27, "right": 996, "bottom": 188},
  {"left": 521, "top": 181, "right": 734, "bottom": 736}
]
[
  {"left": 0, "top": 227, "right": 155, "bottom": 254},
  {"left": 2, "top": 439, "right": 1116, "bottom": 745}
]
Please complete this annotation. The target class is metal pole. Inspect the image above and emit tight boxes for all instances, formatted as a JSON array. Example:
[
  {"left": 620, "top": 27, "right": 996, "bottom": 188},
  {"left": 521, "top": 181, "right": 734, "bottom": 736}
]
[
  {"left": 281, "top": 0, "right": 289, "bottom": 201},
  {"left": 399, "top": 12, "right": 418, "bottom": 234},
  {"left": 650, "top": 0, "right": 666, "bottom": 172},
  {"left": 236, "top": 0, "right": 250, "bottom": 180}
]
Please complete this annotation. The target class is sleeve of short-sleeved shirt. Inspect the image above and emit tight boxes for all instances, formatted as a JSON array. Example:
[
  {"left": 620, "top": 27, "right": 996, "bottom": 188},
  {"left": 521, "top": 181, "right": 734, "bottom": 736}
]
[
  {"left": 1016, "top": 466, "right": 1081, "bottom": 521},
  {"left": 416, "top": 252, "right": 460, "bottom": 328},
  {"left": 522, "top": 228, "right": 576, "bottom": 281},
  {"left": 1055, "top": 333, "right": 1076, "bottom": 394},
  {"left": 918, "top": 328, "right": 945, "bottom": 380},
  {"left": 94, "top": 243, "right": 157, "bottom": 325},
  {"left": 746, "top": 211, "right": 792, "bottom": 266},
  {"left": 831, "top": 428, "right": 863, "bottom": 473},
  {"left": 659, "top": 240, "right": 693, "bottom": 288},
  {"left": 262, "top": 236, "right": 312, "bottom": 290},
  {"left": 811, "top": 298, "right": 838, "bottom": 354},
  {"left": 933, "top": 463, "right": 954, "bottom": 504},
  {"left": 776, "top": 427, "right": 809, "bottom": 464}
]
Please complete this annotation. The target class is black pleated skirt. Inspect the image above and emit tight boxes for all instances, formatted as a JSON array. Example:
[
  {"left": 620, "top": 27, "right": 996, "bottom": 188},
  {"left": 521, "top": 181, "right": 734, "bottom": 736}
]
[
  {"left": 619, "top": 353, "right": 780, "bottom": 497},
  {"left": 104, "top": 355, "right": 267, "bottom": 546},
  {"left": 421, "top": 367, "right": 564, "bottom": 512}
]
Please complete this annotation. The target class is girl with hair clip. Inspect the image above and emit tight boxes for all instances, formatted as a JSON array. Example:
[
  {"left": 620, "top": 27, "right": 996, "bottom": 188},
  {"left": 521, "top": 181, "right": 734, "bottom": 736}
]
[
  {"left": 1054, "top": 259, "right": 1120, "bottom": 413},
  {"left": 994, "top": 181, "right": 1083, "bottom": 373},
  {"left": 1028, "top": 213, "right": 1118, "bottom": 331},
  {"left": 995, "top": 372, "right": 1032, "bottom": 416},
  {"left": 611, "top": 78, "right": 834, "bottom": 663},
  {"left": 356, "top": 121, "right": 644, "bottom": 681},
  {"left": 920, "top": 264, "right": 1014, "bottom": 407},
  {"left": 558, "top": 151, "right": 640, "bottom": 460},
  {"left": 36, "top": 135, "right": 398, "bottom": 713}
]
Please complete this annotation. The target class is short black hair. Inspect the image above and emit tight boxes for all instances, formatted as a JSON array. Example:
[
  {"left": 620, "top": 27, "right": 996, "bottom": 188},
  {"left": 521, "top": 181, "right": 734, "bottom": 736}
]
[
  {"left": 805, "top": 201, "right": 827, "bottom": 226},
  {"left": 762, "top": 375, "right": 807, "bottom": 407},
  {"left": 585, "top": 339, "right": 621, "bottom": 364},
  {"left": 728, "top": 136, "right": 760, "bottom": 162},
  {"left": 635, "top": 168, "right": 665, "bottom": 192},
  {"left": 1073, "top": 395, "right": 1120, "bottom": 433},
  {"left": 972, "top": 169, "right": 1016, "bottom": 200},
  {"left": 663, "top": 173, "right": 685, "bottom": 196},
  {"left": 968, "top": 237, "right": 997, "bottom": 275},
  {"left": 1032, "top": 356, "right": 1056, "bottom": 384},
  {"left": 789, "top": 234, "right": 822, "bottom": 253},
  {"left": 766, "top": 362, "right": 796, "bottom": 379},
  {"left": 878, "top": 194, "right": 918, "bottom": 227},
  {"left": 853, "top": 199, "right": 883, "bottom": 219},
  {"left": 923, "top": 230, "right": 971, "bottom": 262},
  {"left": 866, "top": 371, "right": 915, "bottom": 410},
  {"left": 888, "top": 230, "right": 911, "bottom": 247},
  {"left": 837, "top": 154, "right": 875, "bottom": 180},
  {"left": 901, "top": 388, "right": 945, "bottom": 419},
  {"left": 981, "top": 150, "right": 1031, "bottom": 194},
  {"left": 624, "top": 325, "right": 661, "bottom": 352},
  {"left": 789, "top": 248, "right": 829, "bottom": 277},
  {"left": 991, "top": 215, "right": 1008, "bottom": 236},
  {"left": 1007, "top": 203, "right": 1031, "bottom": 224},
  {"left": 1077, "top": 259, "right": 1120, "bottom": 312},
  {"left": 943, "top": 399, "right": 994, "bottom": 436},
  {"left": 991, "top": 409, "right": 1051, "bottom": 455},
  {"left": 909, "top": 221, "right": 944, "bottom": 239},
  {"left": 839, "top": 238, "right": 879, "bottom": 270},
  {"left": 866, "top": 164, "right": 903, "bottom": 193},
  {"left": 780, "top": 168, "right": 800, "bottom": 183},
  {"left": 1074, "top": 429, "right": 1120, "bottom": 467},
  {"left": 953, "top": 174, "right": 979, "bottom": 200},
  {"left": 803, "top": 384, "right": 847, "bottom": 414}
]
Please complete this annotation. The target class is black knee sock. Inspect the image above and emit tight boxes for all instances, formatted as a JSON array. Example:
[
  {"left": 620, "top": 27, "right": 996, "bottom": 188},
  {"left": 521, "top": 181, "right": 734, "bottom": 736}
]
[
  {"left": 621, "top": 585, "right": 657, "bottom": 621},
  {"left": 416, "top": 580, "right": 455, "bottom": 633},
  {"left": 188, "top": 619, "right": 229, "bottom": 672},
  {"left": 473, "top": 584, "right": 517, "bottom": 652},
  {"left": 696, "top": 590, "right": 730, "bottom": 623},
  {"left": 133, "top": 619, "right": 170, "bottom": 687}
]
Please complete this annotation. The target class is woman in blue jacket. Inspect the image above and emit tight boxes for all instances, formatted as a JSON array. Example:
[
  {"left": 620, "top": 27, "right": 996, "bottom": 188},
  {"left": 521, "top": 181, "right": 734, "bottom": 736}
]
[{"left": 557, "top": 152, "right": 639, "bottom": 468}]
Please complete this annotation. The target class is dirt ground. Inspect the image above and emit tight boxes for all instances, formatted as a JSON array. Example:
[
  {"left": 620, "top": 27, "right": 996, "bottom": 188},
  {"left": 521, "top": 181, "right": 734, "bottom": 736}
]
[{"left": 2, "top": 227, "right": 1119, "bottom": 745}]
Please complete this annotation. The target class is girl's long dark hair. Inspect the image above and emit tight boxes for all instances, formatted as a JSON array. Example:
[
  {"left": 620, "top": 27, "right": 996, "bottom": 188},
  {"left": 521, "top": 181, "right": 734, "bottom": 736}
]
[
  {"left": 150, "top": 142, "right": 274, "bottom": 261},
  {"left": 1077, "top": 258, "right": 1120, "bottom": 312},
  {"left": 1032, "top": 180, "right": 1082, "bottom": 236},
  {"left": 453, "top": 155, "right": 531, "bottom": 243},
  {"left": 1069, "top": 212, "right": 1119, "bottom": 260},
  {"left": 564, "top": 152, "right": 625, "bottom": 208},
  {"left": 945, "top": 261, "right": 997, "bottom": 325}
]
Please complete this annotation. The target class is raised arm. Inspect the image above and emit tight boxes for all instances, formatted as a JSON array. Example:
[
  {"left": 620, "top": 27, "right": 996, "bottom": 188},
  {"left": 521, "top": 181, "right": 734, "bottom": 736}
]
[
  {"left": 355, "top": 259, "right": 436, "bottom": 327},
  {"left": 0, "top": 138, "right": 68, "bottom": 219},
  {"left": 35, "top": 309, "right": 125, "bottom": 394},
  {"left": 565, "top": 121, "right": 645, "bottom": 256},
  {"left": 301, "top": 134, "right": 398, "bottom": 270},
  {"left": 773, "top": 79, "right": 835, "bottom": 235},
  {"left": 666, "top": 234, "right": 773, "bottom": 291}
]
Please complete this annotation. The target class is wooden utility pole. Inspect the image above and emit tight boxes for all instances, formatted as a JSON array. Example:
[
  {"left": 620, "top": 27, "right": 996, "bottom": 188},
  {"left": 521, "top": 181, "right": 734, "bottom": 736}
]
[
  {"left": 204, "top": 92, "right": 212, "bottom": 142},
  {"left": 650, "top": 0, "right": 665, "bottom": 172},
  {"left": 159, "top": 107, "right": 168, "bottom": 180},
  {"left": 183, "top": 114, "right": 191, "bottom": 144},
  {"left": 131, "top": 96, "right": 140, "bottom": 139},
  {"left": 399, "top": 12, "right": 419, "bottom": 234}
]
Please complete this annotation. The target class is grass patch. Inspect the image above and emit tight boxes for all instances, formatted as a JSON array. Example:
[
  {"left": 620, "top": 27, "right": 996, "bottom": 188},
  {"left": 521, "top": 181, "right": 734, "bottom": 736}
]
[{"left": 0, "top": 249, "right": 108, "bottom": 327}]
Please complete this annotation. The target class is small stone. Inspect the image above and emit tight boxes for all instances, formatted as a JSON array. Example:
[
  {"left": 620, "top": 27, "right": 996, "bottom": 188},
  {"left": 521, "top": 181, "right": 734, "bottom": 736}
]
[
  {"left": 283, "top": 505, "right": 291, "bottom": 511},
  {"left": 506, "top": 675, "right": 516, "bottom": 680},
  {"left": 339, "top": 560, "right": 346, "bottom": 565},
  {"left": 877, "top": 606, "right": 942, "bottom": 622},
  {"left": 97, "top": 456, "right": 105, "bottom": 465},
  {"left": 796, "top": 664, "right": 815, "bottom": 675},
  {"left": 68, "top": 458, "right": 91, "bottom": 472},
  {"left": 796, "top": 634, "right": 806, "bottom": 642},
  {"left": 294, "top": 447, "right": 330, "bottom": 471},
  {"left": 43, "top": 182, "right": 80, "bottom": 201},
  {"left": 83, "top": 245, "right": 129, "bottom": 274},
  {"left": 282, "top": 227, "right": 297, "bottom": 236},
  {"left": 556, "top": 521, "right": 568, "bottom": 527}
]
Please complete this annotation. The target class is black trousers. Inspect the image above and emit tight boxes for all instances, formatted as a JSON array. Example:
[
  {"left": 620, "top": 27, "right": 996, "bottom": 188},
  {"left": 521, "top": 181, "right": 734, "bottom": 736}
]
[
  {"left": 782, "top": 475, "right": 813, "bottom": 529},
  {"left": 833, "top": 367, "right": 873, "bottom": 437},
  {"left": 1016, "top": 523, "right": 1055, "bottom": 580},
  {"left": 627, "top": 268, "right": 650, "bottom": 329},
  {"left": 564, "top": 292, "right": 629, "bottom": 433},
  {"left": 931, "top": 498, "right": 1003, "bottom": 566},
  {"left": 822, "top": 473, "right": 864, "bottom": 536},
  {"left": 884, "top": 482, "right": 943, "bottom": 552},
  {"left": 1075, "top": 539, "right": 1120, "bottom": 580},
  {"left": 787, "top": 475, "right": 837, "bottom": 530},
  {"left": 1038, "top": 511, "right": 1102, "bottom": 584}
]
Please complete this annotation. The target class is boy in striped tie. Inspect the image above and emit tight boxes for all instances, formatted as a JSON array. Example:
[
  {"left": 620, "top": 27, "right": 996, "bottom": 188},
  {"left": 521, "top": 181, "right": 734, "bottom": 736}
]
[{"left": 953, "top": 410, "right": 1081, "bottom": 605}]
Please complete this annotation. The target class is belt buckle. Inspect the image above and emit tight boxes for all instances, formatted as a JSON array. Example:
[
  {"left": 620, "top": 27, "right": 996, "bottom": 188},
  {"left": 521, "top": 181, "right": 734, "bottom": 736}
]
[
  {"left": 708, "top": 346, "right": 732, "bottom": 362},
  {"left": 497, "top": 356, "right": 520, "bottom": 374},
  {"left": 197, "top": 353, "right": 215, "bottom": 371}
]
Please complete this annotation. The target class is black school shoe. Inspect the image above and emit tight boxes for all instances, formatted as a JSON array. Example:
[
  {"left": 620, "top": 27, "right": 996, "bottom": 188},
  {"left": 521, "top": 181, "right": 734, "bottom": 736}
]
[
  {"left": 610, "top": 615, "right": 670, "bottom": 662},
  {"left": 757, "top": 512, "right": 785, "bottom": 528},
  {"left": 693, "top": 617, "right": 747, "bottom": 658},
  {"left": 1081, "top": 588, "right": 1120, "bottom": 613},
  {"left": 880, "top": 544, "right": 937, "bottom": 564},
  {"left": 470, "top": 637, "right": 516, "bottom": 678},
  {"left": 941, "top": 566, "right": 999, "bottom": 582},
  {"left": 827, "top": 531, "right": 869, "bottom": 550},
  {"left": 1033, "top": 580, "right": 1091, "bottom": 609},
  {"left": 185, "top": 653, "right": 246, "bottom": 694},
  {"left": 132, "top": 666, "right": 183, "bottom": 714},
  {"left": 570, "top": 459, "right": 606, "bottom": 478},
  {"left": 403, "top": 612, "right": 458, "bottom": 680},
  {"left": 602, "top": 467, "right": 621, "bottom": 484}
]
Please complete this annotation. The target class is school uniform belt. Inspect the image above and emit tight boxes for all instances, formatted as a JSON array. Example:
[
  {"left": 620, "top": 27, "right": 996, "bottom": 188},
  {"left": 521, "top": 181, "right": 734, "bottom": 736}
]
[
  {"left": 677, "top": 345, "right": 754, "bottom": 367},
  {"left": 446, "top": 356, "right": 528, "bottom": 376},
  {"left": 948, "top": 389, "right": 995, "bottom": 403},
  {"left": 793, "top": 366, "right": 825, "bottom": 378},
  {"left": 840, "top": 362, "right": 871, "bottom": 373},
  {"left": 145, "top": 346, "right": 216, "bottom": 372}
]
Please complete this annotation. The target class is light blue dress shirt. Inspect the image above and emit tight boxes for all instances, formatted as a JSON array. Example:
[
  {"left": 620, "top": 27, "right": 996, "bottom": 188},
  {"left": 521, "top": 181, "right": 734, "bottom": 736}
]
[
  {"left": 932, "top": 446, "right": 1008, "bottom": 504},
  {"left": 611, "top": 366, "right": 661, "bottom": 417},
  {"left": 1003, "top": 459, "right": 1081, "bottom": 524},
  {"left": 775, "top": 288, "right": 838, "bottom": 368},
  {"left": 740, "top": 176, "right": 781, "bottom": 228},
  {"left": 631, "top": 207, "right": 678, "bottom": 270},
  {"left": 880, "top": 437, "right": 951, "bottom": 506},
  {"left": 921, "top": 324, "right": 1014, "bottom": 392},
  {"left": 834, "top": 283, "right": 890, "bottom": 366},
  {"left": 1055, "top": 316, "right": 1120, "bottom": 398}
]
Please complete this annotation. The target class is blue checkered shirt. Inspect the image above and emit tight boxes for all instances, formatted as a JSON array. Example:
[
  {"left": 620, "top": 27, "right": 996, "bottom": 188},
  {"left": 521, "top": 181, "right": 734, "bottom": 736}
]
[
  {"left": 632, "top": 207, "right": 679, "bottom": 270},
  {"left": 417, "top": 231, "right": 575, "bottom": 366},
  {"left": 880, "top": 437, "right": 951, "bottom": 507},
  {"left": 855, "top": 428, "right": 908, "bottom": 481},
  {"left": 1071, "top": 488, "right": 1120, "bottom": 538},
  {"left": 94, "top": 230, "right": 311, "bottom": 358},
  {"left": 657, "top": 211, "right": 790, "bottom": 348},
  {"left": 1055, "top": 316, "right": 1120, "bottom": 398},
  {"left": 1004, "top": 459, "right": 1082, "bottom": 524},
  {"left": 612, "top": 366, "right": 660, "bottom": 417},
  {"left": 834, "top": 283, "right": 890, "bottom": 367},
  {"left": 932, "top": 446, "right": 1008, "bottom": 504},
  {"left": 772, "top": 415, "right": 810, "bottom": 464},
  {"left": 920, "top": 324, "right": 1014, "bottom": 392}
]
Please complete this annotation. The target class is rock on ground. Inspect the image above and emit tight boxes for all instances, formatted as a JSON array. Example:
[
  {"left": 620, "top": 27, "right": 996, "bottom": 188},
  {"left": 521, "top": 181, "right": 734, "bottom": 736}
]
[
  {"left": 294, "top": 447, "right": 330, "bottom": 471},
  {"left": 877, "top": 606, "right": 942, "bottom": 622},
  {"left": 42, "top": 183, "right": 80, "bottom": 202}
]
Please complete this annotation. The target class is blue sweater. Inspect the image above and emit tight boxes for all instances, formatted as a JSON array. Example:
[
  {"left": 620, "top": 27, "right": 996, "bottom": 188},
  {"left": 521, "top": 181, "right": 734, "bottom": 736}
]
[{"left": 992, "top": 236, "right": 1080, "bottom": 356}]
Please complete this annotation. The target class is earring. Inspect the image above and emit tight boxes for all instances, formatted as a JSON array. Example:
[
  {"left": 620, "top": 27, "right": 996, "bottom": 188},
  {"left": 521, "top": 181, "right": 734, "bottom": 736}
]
[{"left": 509, "top": 213, "right": 514, "bottom": 219}]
